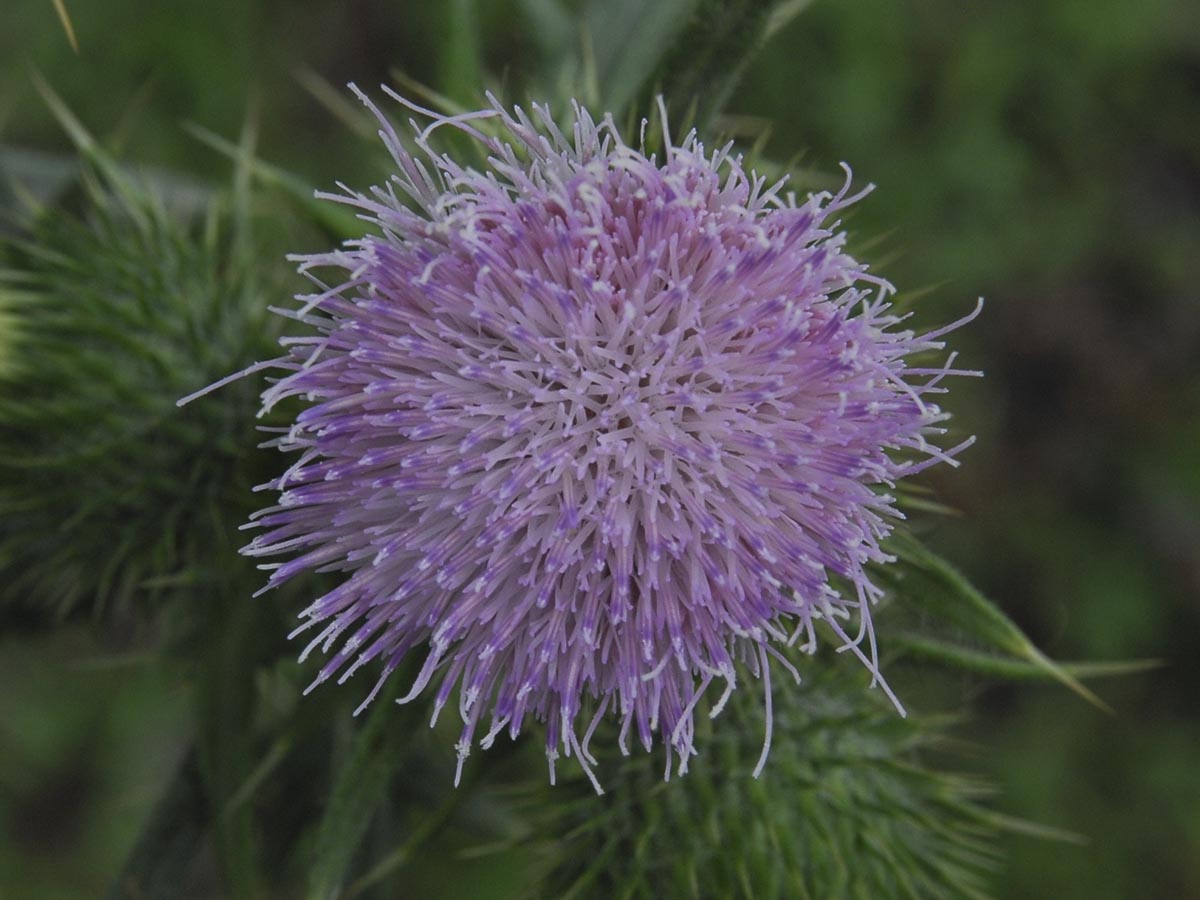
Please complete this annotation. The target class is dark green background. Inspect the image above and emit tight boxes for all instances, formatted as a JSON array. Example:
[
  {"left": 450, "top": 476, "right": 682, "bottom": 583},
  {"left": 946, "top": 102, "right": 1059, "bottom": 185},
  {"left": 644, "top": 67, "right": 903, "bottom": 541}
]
[{"left": 2, "top": 1, "right": 1197, "bottom": 897}]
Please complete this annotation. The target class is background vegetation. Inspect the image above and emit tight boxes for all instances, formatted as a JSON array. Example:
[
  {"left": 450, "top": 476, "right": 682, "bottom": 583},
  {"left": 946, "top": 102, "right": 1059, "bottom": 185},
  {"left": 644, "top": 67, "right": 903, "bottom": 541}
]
[{"left": 1, "top": 0, "right": 1197, "bottom": 897}]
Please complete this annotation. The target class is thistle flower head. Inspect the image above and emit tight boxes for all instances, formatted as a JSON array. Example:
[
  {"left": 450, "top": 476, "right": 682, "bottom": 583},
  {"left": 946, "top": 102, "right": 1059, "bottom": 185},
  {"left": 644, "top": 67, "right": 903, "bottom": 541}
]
[{"left": 240, "top": 88, "right": 979, "bottom": 788}]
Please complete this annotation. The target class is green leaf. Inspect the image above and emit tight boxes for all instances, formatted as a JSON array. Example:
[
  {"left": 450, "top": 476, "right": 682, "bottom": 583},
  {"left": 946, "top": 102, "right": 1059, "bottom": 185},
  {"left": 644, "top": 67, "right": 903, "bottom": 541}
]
[
  {"left": 294, "top": 68, "right": 379, "bottom": 140},
  {"left": 183, "top": 122, "right": 362, "bottom": 242},
  {"left": 52, "top": 0, "right": 80, "bottom": 53},
  {"left": 222, "top": 735, "right": 293, "bottom": 820},
  {"left": 584, "top": 0, "right": 702, "bottom": 117},
  {"left": 193, "top": 588, "right": 267, "bottom": 900},
  {"left": 438, "top": 0, "right": 483, "bottom": 107},
  {"left": 892, "top": 633, "right": 1160, "bottom": 683},
  {"left": 306, "top": 688, "right": 416, "bottom": 900},
  {"left": 29, "top": 68, "right": 99, "bottom": 157},
  {"left": 887, "top": 532, "right": 1112, "bottom": 711},
  {"left": 516, "top": 0, "right": 576, "bottom": 62},
  {"left": 340, "top": 791, "right": 461, "bottom": 899},
  {"left": 764, "top": 0, "right": 818, "bottom": 40},
  {"left": 643, "top": 0, "right": 818, "bottom": 131}
]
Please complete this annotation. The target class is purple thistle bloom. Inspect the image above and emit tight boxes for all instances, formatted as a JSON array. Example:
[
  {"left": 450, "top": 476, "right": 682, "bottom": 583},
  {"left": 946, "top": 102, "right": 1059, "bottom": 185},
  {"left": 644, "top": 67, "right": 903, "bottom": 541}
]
[{"left": 231, "top": 88, "right": 980, "bottom": 790}]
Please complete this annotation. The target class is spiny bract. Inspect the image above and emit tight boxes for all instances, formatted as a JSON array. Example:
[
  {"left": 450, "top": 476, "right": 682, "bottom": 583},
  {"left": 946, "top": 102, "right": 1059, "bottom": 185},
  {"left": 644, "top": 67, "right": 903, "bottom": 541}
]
[
  {"left": 236, "top": 88, "right": 979, "bottom": 789},
  {"left": 533, "top": 662, "right": 1003, "bottom": 899}
]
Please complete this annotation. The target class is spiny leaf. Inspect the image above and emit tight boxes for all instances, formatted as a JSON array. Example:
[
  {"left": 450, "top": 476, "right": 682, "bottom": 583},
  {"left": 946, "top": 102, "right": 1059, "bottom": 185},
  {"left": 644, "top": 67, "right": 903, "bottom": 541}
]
[
  {"left": 764, "top": 0, "right": 818, "bottom": 40},
  {"left": 341, "top": 790, "right": 461, "bottom": 899},
  {"left": 222, "top": 735, "right": 293, "bottom": 820},
  {"left": 583, "top": 0, "right": 702, "bottom": 117},
  {"left": 515, "top": 0, "right": 576, "bottom": 62},
  {"left": 193, "top": 584, "right": 271, "bottom": 899},
  {"left": 184, "top": 122, "right": 362, "bottom": 241},
  {"left": 892, "top": 633, "right": 1160, "bottom": 684},
  {"left": 30, "top": 69, "right": 104, "bottom": 168},
  {"left": 437, "top": 0, "right": 483, "bottom": 108},
  {"left": 52, "top": 0, "right": 80, "bottom": 53},
  {"left": 294, "top": 68, "right": 378, "bottom": 139},
  {"left": 642, "top": 0, "right": 819, "bottom": 131},
  {"left": 887, "top": 532, "right": 1113, "bottom": 712},
  {"left": 306, "top": 686, "right": 420, "bottom": 900}
]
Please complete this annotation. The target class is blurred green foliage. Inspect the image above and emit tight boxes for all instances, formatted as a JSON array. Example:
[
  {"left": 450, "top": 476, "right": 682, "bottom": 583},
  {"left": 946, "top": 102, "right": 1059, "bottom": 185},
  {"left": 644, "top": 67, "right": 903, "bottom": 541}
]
[
  {"left": 1, "top": 0, "right": 1197, "bottom": 898},
  {"left": 0, "top": 114, "right": 285, "bottom": 618}
]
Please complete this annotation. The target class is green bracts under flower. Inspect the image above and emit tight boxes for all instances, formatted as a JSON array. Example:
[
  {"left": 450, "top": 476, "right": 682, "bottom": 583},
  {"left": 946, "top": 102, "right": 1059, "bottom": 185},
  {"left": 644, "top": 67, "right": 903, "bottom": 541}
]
[{"left": 526, "top": 660, "right": 1010, "bottom": 900}]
